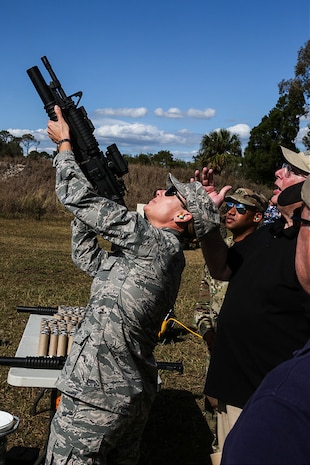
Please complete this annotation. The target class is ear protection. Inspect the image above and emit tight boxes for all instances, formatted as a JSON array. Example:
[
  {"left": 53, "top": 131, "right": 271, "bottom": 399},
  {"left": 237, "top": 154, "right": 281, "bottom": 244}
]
[{"left": 177, "top": 214, "right": 185, "bottom": 219}]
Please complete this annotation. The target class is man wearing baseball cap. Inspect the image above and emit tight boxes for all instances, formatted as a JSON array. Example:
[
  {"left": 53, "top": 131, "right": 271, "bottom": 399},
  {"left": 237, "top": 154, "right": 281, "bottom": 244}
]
[
  {"left": 271, "top": 146, "right": 309, "bottom": 206},
  {"left": 193, "top": 187, "right": 267, "bottom": 351},
  {"left": 281, "top": 145, "right": 310, "bottom": 174},
  {"left": 225, "top": 187, "right": 268, "bottom": 214},
  {"left": 193, "top": 186, "right": 268, "bottom": 433}
]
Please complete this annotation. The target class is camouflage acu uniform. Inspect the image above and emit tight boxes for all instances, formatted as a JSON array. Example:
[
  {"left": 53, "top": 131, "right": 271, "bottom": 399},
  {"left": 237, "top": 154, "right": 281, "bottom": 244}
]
[
  {"left": 194, "top": 236, "right": 234, "bottom": 364},
  {"left": 45, "top": 151, "right": 186, "bottom": 465}
]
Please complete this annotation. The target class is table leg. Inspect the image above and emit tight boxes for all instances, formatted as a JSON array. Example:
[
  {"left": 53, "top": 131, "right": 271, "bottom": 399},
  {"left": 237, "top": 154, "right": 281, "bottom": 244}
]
[{"left": 33, "top": 388, "right": 58, "bottom": 465}]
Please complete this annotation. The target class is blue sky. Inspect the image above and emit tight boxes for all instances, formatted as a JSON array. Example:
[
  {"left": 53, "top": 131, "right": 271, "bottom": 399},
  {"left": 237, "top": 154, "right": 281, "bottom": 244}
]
[{"left": 1, "top": 0, "right": 309, "bottom": 161}]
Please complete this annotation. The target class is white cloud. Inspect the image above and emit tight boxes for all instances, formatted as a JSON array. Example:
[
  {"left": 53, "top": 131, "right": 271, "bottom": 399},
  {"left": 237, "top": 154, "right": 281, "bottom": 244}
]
[
  {"left": 94, "top": 107, "right": 148, "bottom": 118},
  {"left": 187, "top": 108, "right": 216, "bottom": 119},
  {"left": 154, "top": 107, "right": 216, "bottom": 119},
  {"left": 8, "top": 128, "right": 47, "bottom": 140},
  {"left": 95, "top": 121, "right": 188, "bottom": 146},
  {"left": 154, "top": 107, "right": 184, "bottom": 118},
  {"left": 226, "top": 123, "right": 251, "bottom": 141},
  {"left": 6, "top": 112, "right": 251, "bottom": 161}
]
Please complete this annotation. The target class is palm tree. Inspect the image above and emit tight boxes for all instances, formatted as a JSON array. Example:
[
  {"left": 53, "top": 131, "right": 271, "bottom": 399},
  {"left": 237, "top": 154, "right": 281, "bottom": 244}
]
[{"left": 194, "top": 129, "right": 242, "bottom": 174}]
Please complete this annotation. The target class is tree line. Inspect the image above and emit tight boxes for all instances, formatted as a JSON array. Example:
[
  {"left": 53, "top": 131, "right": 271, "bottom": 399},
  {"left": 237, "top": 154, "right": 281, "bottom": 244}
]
[
  {"left": 0, "top": 131, "right": 52, "bottom": 160},
  {"left": 1, "top": 40, "right": 309, "bottom": 187}
]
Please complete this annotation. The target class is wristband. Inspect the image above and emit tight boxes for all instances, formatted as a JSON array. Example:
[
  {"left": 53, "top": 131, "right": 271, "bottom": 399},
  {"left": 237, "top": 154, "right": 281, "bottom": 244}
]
[{"left": 56, "top": 139, "right": 71, "bottom": 150}]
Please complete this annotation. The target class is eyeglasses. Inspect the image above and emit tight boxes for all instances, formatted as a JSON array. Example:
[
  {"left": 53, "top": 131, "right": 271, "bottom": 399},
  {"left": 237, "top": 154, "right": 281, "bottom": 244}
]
[
  {"left": 225, "top": 201, "right": 248, "bottom": 215},
  {"left": 281, "top": 163, "right": 308, "bottom": 178},
  {"left": 165, "top": 186, "right": 187, "bottom": 210}
]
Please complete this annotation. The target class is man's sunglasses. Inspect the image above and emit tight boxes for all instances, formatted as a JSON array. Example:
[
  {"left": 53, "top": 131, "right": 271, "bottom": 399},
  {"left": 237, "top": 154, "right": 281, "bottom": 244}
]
[
  {"left": 165, "top": 186, "right": 187, "bottom": 210},
  {"left": 225, "top": 201, "right": 248, "bottom": 215}
]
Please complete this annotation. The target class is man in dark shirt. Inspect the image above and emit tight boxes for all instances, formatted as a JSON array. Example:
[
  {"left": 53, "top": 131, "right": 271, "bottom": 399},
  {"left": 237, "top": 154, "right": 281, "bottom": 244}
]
[
  {"left": 195, "top": 147, "right": 310, "bottom": 451},
  {"left": 221, "top": 175, "right": 310, "bottom": 465}
]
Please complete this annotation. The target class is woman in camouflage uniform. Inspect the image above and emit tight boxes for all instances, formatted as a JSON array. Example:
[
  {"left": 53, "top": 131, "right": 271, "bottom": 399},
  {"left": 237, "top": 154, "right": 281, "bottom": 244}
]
[{"left": 45, "top": 105, "right": 220, "bottom": 465}]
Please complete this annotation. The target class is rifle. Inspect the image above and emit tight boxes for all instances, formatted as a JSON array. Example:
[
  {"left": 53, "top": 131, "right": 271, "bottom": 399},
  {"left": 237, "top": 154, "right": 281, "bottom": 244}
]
[
  {"left": 0, "top": 356, "right": 183, "bottom": 374},
  {"left": 27, "top": 56, "right": 128, "bottom": 205},
  {"left": 0, "top": 356, "right": 66, "bottom": 370},
  {"left": 17, "top": 306, "right": 58, "bottom": 316}
]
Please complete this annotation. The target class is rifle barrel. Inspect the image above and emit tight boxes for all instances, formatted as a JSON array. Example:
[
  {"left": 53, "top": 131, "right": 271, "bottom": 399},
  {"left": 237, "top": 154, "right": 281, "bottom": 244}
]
[
  {"left": 0, "top": 356, "right": 66, "bottom": 369},
  {"left": 17, "top": 306, "right": 58, "bottom": 315}
]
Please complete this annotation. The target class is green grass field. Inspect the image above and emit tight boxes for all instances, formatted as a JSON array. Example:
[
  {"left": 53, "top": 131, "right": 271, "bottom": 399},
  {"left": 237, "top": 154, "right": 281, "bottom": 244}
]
[{"left": 0, "top": 217, "right": 214, "bottom": 464}]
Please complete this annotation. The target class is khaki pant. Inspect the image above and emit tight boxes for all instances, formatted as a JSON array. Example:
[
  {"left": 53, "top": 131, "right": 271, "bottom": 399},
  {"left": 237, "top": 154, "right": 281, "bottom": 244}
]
[{"left": 217, "top": 404, "right": 242, "bottom": 451}]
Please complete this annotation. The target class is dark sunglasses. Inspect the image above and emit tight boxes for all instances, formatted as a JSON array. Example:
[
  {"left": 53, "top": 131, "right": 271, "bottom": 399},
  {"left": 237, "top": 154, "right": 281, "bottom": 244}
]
[
  {"left": 225, "top": 201, "right": 248, "bottom": 215},
  {"left": 165, "top": 186, "right": 187, "bottom": 210}
]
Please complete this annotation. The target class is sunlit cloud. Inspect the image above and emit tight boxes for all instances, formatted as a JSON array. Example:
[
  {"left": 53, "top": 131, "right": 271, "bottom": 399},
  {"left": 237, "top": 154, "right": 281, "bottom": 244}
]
[
  {"left": 94, "top": 107, "right": 148, "bottom": 118},
  {"left": 8, "top": 128, "right": 47, "bottom": 142},
  {"left": 227, "top": 123, "right": 251, "bottom": 141},
  {"left": 95, "top": 122, "right": 189, "bottom": 146},
  {"left": 154, "top": 107, "right": 216, "bottom": 119},
  {"left": 187, "top": 108, "right": 216, "bottom": 119},
  {"left": 94, "top": 106, "right": 216, "bottom": 120},
  {"left": 8, "top": 115, "right": 253, "bottom": 162},
  {"left": 154, "top": 107, "right": 183, "bottom": 118}
]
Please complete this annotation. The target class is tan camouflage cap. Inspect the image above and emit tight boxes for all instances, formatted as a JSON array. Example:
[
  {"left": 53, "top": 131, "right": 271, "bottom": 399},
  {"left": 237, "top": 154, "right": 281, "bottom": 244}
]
[
  {"left": 167, "top": 173, "right": 220, "bottom": 240},
  {"left": 225, "top": 187, "right": 268, "bottom": 213},
  {"left": 281, "top": 146, "right": 310, "bottom": 174}
]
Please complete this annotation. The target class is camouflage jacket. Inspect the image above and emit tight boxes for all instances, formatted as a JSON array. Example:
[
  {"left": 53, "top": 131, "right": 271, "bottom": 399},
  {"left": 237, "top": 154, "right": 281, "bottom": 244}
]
[{"left": 53, "top": 151, "right": 185, "bottom": 413}]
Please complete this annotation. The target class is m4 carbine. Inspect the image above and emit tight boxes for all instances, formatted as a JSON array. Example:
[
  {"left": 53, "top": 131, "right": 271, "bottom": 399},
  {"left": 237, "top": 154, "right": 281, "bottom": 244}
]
[{"left": 27, "top": 56, "right": 128, "bottom": 205}]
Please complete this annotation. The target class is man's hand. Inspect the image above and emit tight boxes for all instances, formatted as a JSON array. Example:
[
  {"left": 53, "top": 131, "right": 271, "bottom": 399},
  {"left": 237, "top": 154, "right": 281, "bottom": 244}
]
[
  {"left": 191, "top": 167, "right": 232, "bottom": 207},
  {"left": 190, "top": 167, "right": 216, "bottom": 195},
  {"left": 47, "top": 105, "right": 70, "bottom": 144}
]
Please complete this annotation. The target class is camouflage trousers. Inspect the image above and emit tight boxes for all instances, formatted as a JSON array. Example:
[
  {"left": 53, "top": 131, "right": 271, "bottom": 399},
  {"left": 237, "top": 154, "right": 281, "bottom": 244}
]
[{"left": 45, "top": 392, "right": 151, "bottom": 465}]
